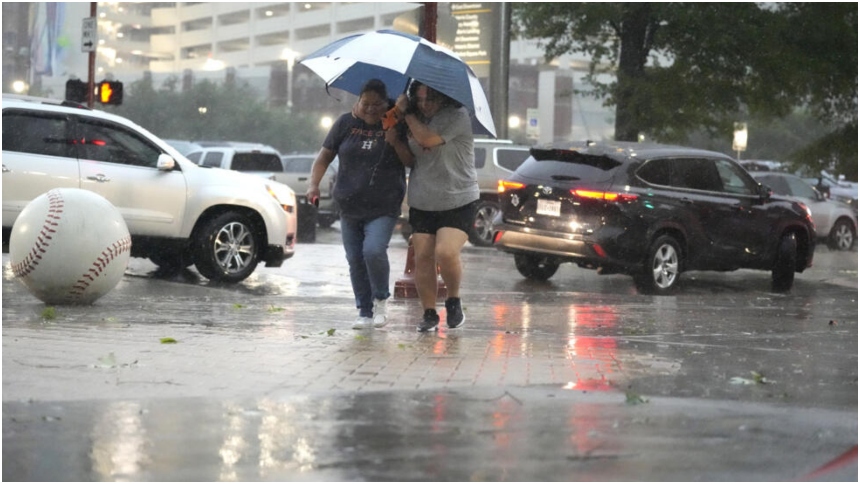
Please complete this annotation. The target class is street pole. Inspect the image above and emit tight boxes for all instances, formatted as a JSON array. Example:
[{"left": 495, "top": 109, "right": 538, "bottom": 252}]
[
  {"left": 422, "top": 2, "right": 437, "bottom": 42},
  {"left": 87, "top": 2, "right": 96, "bottom": 108}
]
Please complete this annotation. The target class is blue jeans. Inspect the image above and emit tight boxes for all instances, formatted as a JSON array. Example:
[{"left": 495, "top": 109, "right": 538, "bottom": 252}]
[{"left": 340, "top": 215, "right": 398, "bottom": 317}]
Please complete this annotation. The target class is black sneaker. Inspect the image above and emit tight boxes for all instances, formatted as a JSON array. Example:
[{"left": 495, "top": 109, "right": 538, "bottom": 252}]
[
  {"left": 417, "top": 309, "right": 439, "bottom": 332},
  {"left": 445, "top": 297, "right": 465, "bottom": 329}
]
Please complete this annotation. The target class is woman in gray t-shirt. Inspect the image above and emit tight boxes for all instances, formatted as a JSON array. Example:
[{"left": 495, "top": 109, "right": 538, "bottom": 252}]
[{"left": 385, "top": 82, "right": 477, "bottom": 333}]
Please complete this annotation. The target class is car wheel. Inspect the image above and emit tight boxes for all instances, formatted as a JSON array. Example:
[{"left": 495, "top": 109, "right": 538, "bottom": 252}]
[
  {"left": 827, "top": 218, "right": 855, "bottom": 251},
  {"left": 771, "top": 232, "right": 796, "bottom": 292},
  {"left": 634, "top": 235, "right": 681, "bottom": 295},
  {"left": 514, "top": 253, "right": 560, "bottom": 281},
  {"left": 468, "top": 200, "right": 500, "bottom": 247},
  {"left": 296, "top": 203, "right": 317, "bottom": 243},
  {"left": 192, "top": 211, "right": 260, "bottom": 283}
]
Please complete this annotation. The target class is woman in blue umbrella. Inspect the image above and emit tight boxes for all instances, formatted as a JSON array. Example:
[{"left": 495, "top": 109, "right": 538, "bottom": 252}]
[
  {"left": 307, "top": 79, "right": 406, "bottom": 330},
  {"left": 385, "top": 81, "right": 477, "bottom": 332}
]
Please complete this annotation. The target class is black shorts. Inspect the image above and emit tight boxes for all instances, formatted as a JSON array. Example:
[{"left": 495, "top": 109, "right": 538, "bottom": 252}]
[{"left": 409, "top": 201, "right": 478, "bottom": 235}]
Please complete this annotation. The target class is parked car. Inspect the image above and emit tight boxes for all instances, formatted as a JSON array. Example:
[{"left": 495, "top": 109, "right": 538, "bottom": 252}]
[
  {"left": 750, "top": 171, "right": 856, "bottom": 251},
  {"left": 2, "top": 95, "right": 297, "bottom": 283},
  {"left": 282, "top": 153, "right": 340, "bottom": 228},
  {"left": 162, "top": 139, "right": 202, "bottom": 156},
  {"left": 399, "top": 139, "right": 531, "bottom": 246},
  {"left": 493, "top": 141, "right": 816, "bottom": 294},
  {"left": 186, "top": 145, "right": 317, "bottom": 243},
  {"left": 801, "top": 170, "right": 858, "bottom": 211}
]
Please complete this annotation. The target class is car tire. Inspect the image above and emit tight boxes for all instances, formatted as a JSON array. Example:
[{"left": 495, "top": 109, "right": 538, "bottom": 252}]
[
  {"left": 296, "top": 202, "right": 317, "bottom": 243},
  {"left": 771, "top": 232, "right": 796, "bottom": 292},
  {"left": 514, "top": 253, "right": 560, "bottom": 281},
  {"left": 192, "top": 211, "right": 260, "bottom": 283},
  {"left": 827, "top": 218, "right": 856, "bottom": 251},
  {"left": 468, "top": 200, "right": 500, "bottom": 247},
  {"left": 634, "top": 235, "right": 681, "bottom": 295}
]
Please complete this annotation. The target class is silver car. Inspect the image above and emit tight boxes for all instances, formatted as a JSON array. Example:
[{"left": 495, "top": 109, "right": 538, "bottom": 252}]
[{"left": 752, "top": 171, "right": 857, "bottom": 251}]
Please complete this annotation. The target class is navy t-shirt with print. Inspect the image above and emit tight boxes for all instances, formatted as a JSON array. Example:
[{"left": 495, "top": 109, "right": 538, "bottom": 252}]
[{"left": 323, "top": 112, "right": 406, "bottom": 220}]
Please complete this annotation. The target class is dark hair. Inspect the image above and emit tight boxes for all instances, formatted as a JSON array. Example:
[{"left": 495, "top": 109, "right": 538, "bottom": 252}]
[
  {"left": 407, "top": 81, "right": 461, "bottom": 109},
  {"left": 360, "top": 78, "right": 388, "bottom": 101}
]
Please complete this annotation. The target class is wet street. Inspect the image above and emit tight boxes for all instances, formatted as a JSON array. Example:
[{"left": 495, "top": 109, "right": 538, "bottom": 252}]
[{"left": 3, "top": 226, "right": 858, "bottom": 481}]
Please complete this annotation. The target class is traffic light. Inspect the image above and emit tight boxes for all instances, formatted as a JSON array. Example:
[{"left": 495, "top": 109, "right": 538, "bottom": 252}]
[
  {"left": 65, "top": 79, "right": 88, "bottom": 103},
  {"left": 97, "top": 80, "right": 123, "bottom": 105}
]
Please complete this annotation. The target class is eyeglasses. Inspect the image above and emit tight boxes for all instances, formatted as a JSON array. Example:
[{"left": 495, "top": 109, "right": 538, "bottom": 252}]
[{"left": 359, "top": 100, "right": 386, "bottom": 109}]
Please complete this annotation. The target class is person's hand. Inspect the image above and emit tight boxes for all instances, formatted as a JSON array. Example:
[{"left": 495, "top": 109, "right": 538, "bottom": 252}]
[
  {"left": 384, "top": 126, "right": 399, "bottom": 145},
  {"left": 306, "top": 185, "right": 321, "bottom": 206},
  {"left": 395, "top": 94, "right": 409, "bottom": 115}
]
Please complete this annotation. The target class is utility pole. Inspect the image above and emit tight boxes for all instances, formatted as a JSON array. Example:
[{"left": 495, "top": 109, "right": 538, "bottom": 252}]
[
  {"left": 87, "top": 2, "right": 96, "bottom": 108},
  {"left": 422, "top": 2, "right": 437, "bottom": 42}
]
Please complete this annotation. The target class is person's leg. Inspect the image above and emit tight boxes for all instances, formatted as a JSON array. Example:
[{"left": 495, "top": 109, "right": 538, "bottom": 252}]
[
  {"left": 362, "top": 215, "right": 398, "bottom": 327},
  {"left": 411, "top": 232, "right": 439, "bottom": 310},
  {"left": 361, "top": 215, "right": 398, "bottom": 300},
  {"left": 340, "top": 217, "right": 373, "bottom": 319},
  {"left": 434, "top": 227, "right": 468, "bottom": 297}
]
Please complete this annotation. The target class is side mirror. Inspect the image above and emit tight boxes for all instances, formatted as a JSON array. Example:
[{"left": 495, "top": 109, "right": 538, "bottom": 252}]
[{"left": 157, "top": 153, "right": 176, "bottom": 171}]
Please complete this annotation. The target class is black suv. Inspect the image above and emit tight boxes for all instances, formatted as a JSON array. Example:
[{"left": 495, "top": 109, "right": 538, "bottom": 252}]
[{"left": 493, "top": 142, "right": 816, "bottom": 294}]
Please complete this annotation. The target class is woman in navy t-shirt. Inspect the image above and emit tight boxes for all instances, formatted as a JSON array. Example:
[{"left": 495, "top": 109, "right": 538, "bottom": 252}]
[{"left": 307, "top": 79, "right": 406, "bottom": 330}]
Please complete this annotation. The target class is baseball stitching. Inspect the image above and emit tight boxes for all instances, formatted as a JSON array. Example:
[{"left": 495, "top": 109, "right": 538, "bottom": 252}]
[
  {"left": 69, "top": 235, "right": 133, "bottom": 297},
  {"left": 11, "top": 190, "right": 64, "bottom": 278}
]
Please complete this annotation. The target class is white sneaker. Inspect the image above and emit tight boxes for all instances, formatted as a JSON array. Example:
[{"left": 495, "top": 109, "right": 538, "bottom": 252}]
[
  {"left": 372, "top": 298, "right": 389, "bottom": 328},
  {"left": 352, "top": 316, "right": 373, "bottom": 330}
]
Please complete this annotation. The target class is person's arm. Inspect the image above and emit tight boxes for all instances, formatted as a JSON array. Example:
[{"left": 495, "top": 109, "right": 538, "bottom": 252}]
[
  {"left": 306, "top": 147, "right": 336, "bottom": 203},
  {"left": 384, "top": 127, "right": 415, "bottom": 168},
  {"left": 393, "top": 94, "right": 445, "bottom": 149}
]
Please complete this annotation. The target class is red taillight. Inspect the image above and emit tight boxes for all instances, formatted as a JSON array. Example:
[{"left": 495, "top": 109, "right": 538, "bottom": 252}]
[
  {"left": 572, "top": 189, "right": 638, "bottom": 202},
  {"left": 498, "top": 180, "right": 525, "bottom": 193}
]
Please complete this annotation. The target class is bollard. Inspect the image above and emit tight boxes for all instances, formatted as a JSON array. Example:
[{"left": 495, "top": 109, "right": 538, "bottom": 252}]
[{"left": 394, "top": 236, "right": 447, "bottom": 299}]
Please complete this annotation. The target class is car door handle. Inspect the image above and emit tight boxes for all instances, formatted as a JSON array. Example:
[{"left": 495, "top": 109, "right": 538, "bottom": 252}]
[
  {"left": 680, "top": 198, "right": 694, "bottom": 204},
  {"left": 298, "top": 176, "right": 308, "bottom": 182},
  {"left": 87, "top": 174, "right": 110, "bottom": 183}
]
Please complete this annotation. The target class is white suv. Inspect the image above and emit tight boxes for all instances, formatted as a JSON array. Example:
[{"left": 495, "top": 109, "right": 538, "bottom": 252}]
[{"left": 1, "top": 95, "right": 297, "bottom": 283}]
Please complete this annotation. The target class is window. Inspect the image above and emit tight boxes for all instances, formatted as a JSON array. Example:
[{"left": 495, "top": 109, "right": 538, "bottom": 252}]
[
  {"left": 674, "top": 158, "right": 723, "bottom": 192},
  {"left": 202, "top": 152, "right": 224, "bottom": 168},
  {"left": 284, "top": 157, "right": 314, "bottom": 173},
  {"left": 637, "top": 158, "right": 674, "bottom": 186},
  {"left": 713, "top": 158, "right": 754, "bottom": 195},
  {"left": 231, "top": 153, "right": 282, "bottom": 172},
  {"left": 496, "top": 149, "right": 530, "bottom": 172},
  {"left": 2, "top": 111, "right": 74, "bottom": 158},
  {"left": 74, "top": 117, "right": 161, "bottom": 167},
  {"left": 186, "top": 152, "right": 202, "bottom": 163},
  {"left": 784, "top": 176, "right": 818, "bottom": 199},
  {"left": 474, "top": 148, "right": 486, "bottom": 169}
]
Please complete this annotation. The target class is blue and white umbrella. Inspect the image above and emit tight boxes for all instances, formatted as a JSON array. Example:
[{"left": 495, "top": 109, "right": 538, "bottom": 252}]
[{"left": 300, "top": 29, "right": 497, "bottom": 138}]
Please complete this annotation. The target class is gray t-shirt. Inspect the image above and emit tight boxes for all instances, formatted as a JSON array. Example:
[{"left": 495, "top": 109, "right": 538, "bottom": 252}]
[{"left": 406, "top": 106, "right": 478, "bottom": 211}]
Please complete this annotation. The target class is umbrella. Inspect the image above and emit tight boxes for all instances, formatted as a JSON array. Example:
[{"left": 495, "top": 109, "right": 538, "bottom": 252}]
[{"left": 300, "top": 29, "right": 497, "bottom": 138}]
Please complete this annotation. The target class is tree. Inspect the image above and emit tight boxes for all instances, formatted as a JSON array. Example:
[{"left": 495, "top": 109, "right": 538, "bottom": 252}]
[
  {"left": 512, "top": 3, "right": 857, "bottom": 178},
  {"left": 107, "top": 75, "right": 323, "bottom": 154}
]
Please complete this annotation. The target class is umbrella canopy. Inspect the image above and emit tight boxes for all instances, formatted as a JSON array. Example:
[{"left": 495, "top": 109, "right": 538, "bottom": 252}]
[{"left": 300, "top": 29, "right": 496, "bottom": 138}]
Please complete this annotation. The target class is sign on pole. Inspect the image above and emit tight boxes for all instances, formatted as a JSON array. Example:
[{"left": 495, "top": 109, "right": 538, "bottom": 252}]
[
  {"left": 81, "top": 17, "right": 97, "bottom": 53},
  {"left": 526, "top": 108, "right": 539, "bottom": 138}
]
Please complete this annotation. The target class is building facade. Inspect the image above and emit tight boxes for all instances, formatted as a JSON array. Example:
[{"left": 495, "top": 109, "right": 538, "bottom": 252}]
[{"left": 2, "top": 2, "right": 615, "bottom": 142}]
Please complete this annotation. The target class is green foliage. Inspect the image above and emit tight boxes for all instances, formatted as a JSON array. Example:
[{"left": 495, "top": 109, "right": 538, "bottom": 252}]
[
  {"left": 512, "top": 2, "right": 857, "bottom": 178},
  {"left": 107, "top": 76, "right": 323, "bottom": 154}
]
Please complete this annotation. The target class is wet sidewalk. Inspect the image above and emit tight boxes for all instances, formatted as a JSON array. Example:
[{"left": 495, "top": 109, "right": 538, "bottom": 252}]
[{"left": 2, "top": 234, "right": 858, "bottom": 481}]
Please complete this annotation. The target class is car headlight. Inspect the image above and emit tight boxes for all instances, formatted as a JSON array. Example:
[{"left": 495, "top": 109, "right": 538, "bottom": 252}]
[{"left": 266, "top": 183, "right": 296, "bottom": 213}]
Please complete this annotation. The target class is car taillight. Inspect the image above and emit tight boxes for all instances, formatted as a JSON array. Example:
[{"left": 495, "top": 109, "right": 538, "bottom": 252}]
[
  {"left": 572, "top": 189, "right": 638, "bottom": 202},
  {"left": 498, "top": 180, "right": 525, "bottom": 193}
]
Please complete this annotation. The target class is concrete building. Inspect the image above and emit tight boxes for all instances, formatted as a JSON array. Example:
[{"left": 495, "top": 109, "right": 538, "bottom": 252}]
[{"left": 2, "top": 2, "right": 615, "bottom": 142}]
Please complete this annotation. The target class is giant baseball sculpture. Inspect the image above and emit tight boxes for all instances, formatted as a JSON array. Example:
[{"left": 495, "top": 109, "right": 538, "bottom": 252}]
[{"left": 10, "top": 188, "right": 132, "bottom": 305}]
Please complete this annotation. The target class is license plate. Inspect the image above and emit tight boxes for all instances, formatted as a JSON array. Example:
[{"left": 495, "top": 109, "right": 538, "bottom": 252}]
[{"left": 536, "top": 199, "right": 561, "bottom": 217}]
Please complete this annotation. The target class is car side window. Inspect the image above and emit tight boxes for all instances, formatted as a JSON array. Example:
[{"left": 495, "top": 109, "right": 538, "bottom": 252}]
[
  {"left": 474, "top": 148, "right": 486, "bottom": 169},
  {"left": 713, "top": 158, "right": 755, "bottom": 195},
  {"left": 673, "top": 158, "right": 723, "bottom": 192},
  {"left": 497, "top": 149, "right": 530, "bottom": 172},
  {"left": 74, "top": 117, "right": 161, "bottom": 167},
  {"left": 784, "top": 175, "right": 818, "bottom": 198},
  {"left": 637, "top": 158, "right": 674, "bottom": 186},
  {"left": 284, "top": 157, "right": 313, "bottom": 173},
  {"left": 202, "top": 152, "right": 223, "bottom": 168},
  {"left": 186, "top": 152, "right": 202, "bottom": 163},
  {"left": 2, "top": 110, "right": 75, "bottom": 158}
]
